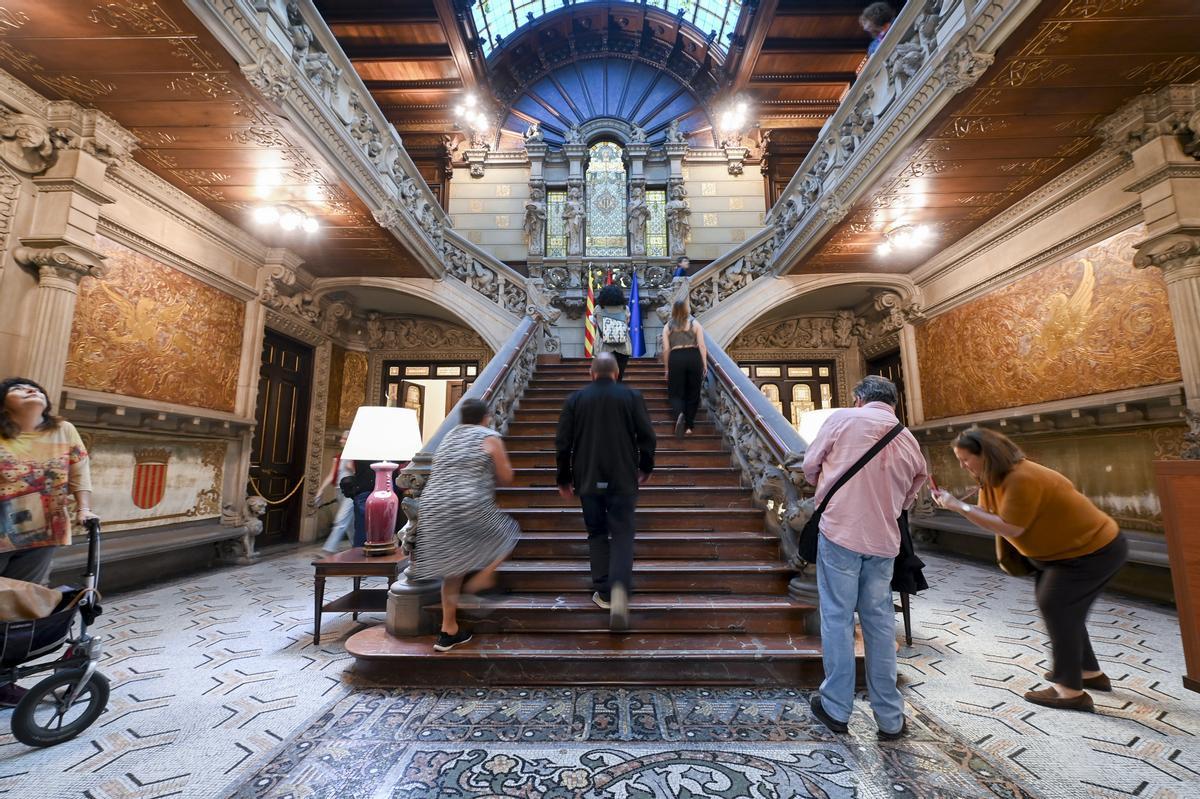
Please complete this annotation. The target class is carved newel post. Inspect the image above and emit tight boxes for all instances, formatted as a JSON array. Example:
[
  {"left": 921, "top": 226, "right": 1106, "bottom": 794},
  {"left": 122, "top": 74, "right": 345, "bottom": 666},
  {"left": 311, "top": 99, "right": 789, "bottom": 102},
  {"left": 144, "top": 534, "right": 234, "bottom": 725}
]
[{"left": 15, "top": 245, "right": 105, "bottom": 403}]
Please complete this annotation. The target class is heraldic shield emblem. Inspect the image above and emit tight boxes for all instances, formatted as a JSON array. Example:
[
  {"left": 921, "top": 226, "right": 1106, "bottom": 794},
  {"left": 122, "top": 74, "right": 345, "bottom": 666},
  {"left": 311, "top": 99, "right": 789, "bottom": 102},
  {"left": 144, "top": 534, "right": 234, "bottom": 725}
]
[{"left": 132, "top": 448, "right": 170, "bottom": 510}]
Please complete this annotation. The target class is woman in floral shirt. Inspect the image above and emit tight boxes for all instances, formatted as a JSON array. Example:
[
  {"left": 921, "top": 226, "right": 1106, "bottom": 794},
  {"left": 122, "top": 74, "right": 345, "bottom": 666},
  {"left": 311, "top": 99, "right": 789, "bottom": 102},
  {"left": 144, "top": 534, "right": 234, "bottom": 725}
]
[{"left": 0, "top": 377, "right": 95, "bottom": 584}]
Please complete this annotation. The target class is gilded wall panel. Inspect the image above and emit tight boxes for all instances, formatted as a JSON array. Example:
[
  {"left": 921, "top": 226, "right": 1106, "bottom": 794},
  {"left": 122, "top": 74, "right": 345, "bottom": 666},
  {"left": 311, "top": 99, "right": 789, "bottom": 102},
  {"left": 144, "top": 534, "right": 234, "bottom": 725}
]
[
  {"left": 338, "top": 351, "right": 368, "bottom": 430},
  {"left": 326, "top": 346, "right": 346, "bottom": 427},
  {"left": 922, "top": 424, "right": 1187, "bottom": 533},
  {"left": 916, "top": 227, "right": 1180, "bottom": 420},
  {"left": 77, "top": 429, "right": 225, "bottom": 534},
  {"left": 65, "top": 236, "right": 245, "bottom": 412}
]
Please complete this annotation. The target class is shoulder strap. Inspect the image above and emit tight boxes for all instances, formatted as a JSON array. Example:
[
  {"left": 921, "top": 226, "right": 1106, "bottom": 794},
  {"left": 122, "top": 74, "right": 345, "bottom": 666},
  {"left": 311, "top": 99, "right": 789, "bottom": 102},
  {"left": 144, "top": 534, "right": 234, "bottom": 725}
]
[{"left": 816, "top": 421, "right": 906, "bottom": 514}]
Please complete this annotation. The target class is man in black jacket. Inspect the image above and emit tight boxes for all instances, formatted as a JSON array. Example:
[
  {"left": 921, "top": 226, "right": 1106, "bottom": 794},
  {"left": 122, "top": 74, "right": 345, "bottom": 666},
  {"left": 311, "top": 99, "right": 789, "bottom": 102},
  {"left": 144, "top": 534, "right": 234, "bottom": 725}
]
[{"left": 555, "top": 352, "right": 656, "bottom": 630}]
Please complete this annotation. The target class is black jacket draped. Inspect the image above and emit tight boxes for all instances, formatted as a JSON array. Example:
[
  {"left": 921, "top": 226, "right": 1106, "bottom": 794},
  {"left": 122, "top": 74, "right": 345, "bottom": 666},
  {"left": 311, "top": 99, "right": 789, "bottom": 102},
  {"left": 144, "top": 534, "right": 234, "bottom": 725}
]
[{"left": 555, "top": 378, "right": 656, "bottom": 495}]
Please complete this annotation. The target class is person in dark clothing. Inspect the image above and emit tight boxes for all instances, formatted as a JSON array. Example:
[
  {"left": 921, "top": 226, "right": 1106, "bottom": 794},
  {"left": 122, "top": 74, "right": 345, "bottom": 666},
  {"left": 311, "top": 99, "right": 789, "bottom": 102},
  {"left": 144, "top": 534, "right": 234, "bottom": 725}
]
[
  {"left": 555, "top": 352, "right": 656, "bottom": 630},
  {"left": 660, "top": 297, "right": 708, "bottom": 438},
  {"left": 340, "top": 460, "right": 376, "bottom": 548}
]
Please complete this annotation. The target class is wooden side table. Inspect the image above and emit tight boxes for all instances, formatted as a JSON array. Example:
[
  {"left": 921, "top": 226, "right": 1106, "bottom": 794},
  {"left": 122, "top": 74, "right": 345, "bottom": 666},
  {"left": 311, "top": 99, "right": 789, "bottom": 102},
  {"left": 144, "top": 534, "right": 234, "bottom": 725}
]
[{"left": 312, "top": 547, "right": 408, "bottom": 644}]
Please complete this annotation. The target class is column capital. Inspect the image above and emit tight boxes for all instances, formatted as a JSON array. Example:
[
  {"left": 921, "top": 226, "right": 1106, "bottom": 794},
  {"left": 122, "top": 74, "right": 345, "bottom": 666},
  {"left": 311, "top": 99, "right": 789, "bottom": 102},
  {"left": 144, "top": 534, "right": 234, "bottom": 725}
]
[
  {"left": 14, "top": 243, "right": 105, "bottom": 286},
  {"left": 1098, "top": 82, "right": 1200, "bottom": 157},
  {"left": 1133, "top": 231, "right": 1200, "bottom": 278}
]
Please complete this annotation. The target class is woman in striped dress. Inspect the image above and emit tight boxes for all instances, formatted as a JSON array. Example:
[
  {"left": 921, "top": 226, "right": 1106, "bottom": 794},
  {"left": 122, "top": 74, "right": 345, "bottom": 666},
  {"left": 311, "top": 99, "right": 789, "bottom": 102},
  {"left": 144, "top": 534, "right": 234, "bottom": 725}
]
[{"left": 410, "top": 398, "right": 520, "bottom": 651}]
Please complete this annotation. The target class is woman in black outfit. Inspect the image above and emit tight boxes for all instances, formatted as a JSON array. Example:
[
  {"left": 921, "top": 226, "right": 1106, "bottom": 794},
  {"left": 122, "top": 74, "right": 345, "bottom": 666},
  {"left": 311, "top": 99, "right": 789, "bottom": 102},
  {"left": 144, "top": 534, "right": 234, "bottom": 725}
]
[{"left": 660, "top": 297, "right": 708, "bottom": 438}]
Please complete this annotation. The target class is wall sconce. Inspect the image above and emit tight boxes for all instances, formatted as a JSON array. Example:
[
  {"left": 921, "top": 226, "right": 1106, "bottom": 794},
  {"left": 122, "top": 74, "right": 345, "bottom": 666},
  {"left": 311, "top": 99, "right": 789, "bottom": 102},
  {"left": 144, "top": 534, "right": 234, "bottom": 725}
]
[
  {"left": 253, "top": 204, "right": 319, "bottom": 234},
  {"left": 876, "top": 223, "right": 933, "bottom": 257}
]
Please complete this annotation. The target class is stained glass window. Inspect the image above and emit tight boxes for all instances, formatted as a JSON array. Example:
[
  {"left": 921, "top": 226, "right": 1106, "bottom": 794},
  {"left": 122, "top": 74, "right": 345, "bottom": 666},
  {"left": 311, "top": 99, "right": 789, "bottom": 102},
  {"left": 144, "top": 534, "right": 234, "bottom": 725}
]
[
  {"left": 586, "top": 142, "right": 628, "bottom": 257},
  {"left": 545, "top": 189, "right": 566, "bottom": 258},
  {"left": 646, "top": 189, "right": 667, "bottom": 258},
  {"left": 471, "top": 1, "right": 744, "bottom": 57}
]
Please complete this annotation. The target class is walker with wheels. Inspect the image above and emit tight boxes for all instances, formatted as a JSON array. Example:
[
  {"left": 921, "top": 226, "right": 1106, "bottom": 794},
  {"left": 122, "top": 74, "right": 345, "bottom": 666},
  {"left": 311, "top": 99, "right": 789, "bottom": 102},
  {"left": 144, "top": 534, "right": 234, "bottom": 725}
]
[{"left": 0, "top": 518, "right": 108, "bottom": 747}]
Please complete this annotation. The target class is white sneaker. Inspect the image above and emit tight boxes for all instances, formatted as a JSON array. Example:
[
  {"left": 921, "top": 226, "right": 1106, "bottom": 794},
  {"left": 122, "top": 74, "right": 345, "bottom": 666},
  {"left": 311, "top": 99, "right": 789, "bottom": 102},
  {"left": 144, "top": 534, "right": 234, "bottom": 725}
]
[
  {"left": 610, "top": 584, "right": 629, "bottom": 631},
  {"left": 591, "top": 591, "right": 611, "bottom": 609}
]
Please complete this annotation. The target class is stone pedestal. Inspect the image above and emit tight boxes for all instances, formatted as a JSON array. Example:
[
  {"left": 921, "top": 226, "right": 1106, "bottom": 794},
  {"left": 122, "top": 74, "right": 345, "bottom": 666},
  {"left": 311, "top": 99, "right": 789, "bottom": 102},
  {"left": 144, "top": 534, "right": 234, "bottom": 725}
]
[
  {"left": 386, "top": 568, "right": 441, "bottom": 636},
  {"left": 14, "top": 245, "right": 104, "bottom": 403}
]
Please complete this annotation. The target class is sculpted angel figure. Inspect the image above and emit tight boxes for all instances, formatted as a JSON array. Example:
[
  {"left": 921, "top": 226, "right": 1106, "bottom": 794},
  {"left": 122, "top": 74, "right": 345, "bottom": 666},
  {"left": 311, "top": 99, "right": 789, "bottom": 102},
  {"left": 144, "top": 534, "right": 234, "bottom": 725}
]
[
  {"left": 524, "top": 185, "right": 547, "bottom": 256},
  {"left": 564, "top": 126, "right": 583, "bottom": 145},
  {"left": 629, "top": 124, "right": 647, "bottom": 144},
  {"left": 523, "top": 121, "right": 543, "bottom": 144},
  {"left": 563, "top": 185, "right": 585, "bottom": 256},
  {"left": 665, "top": 119, "right": 685, "bottom": 144},
  {"left": 665, "top": 183, "right": 691, "bottom": 256},
  {"left": 627, "top": 184, "right": 650, "bottom": 256}
]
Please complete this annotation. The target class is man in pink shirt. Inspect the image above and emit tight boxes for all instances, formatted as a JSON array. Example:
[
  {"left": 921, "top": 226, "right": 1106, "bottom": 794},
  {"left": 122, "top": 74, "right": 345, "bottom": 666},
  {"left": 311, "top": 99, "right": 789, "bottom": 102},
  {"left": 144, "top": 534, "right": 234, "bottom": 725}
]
[{"left": 802, "top": 375, "right": 927, "bottom": 739}]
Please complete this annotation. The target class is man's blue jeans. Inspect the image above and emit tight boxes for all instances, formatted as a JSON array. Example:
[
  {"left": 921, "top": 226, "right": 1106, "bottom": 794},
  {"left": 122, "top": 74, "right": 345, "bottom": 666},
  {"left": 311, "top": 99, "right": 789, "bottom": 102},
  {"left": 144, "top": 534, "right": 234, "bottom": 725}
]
[
  {"left": 816, "top": 535, "right": 905, "bottom": 733},
  {"left": 351, "top": 491, "right": 370, "bottom": 548}
]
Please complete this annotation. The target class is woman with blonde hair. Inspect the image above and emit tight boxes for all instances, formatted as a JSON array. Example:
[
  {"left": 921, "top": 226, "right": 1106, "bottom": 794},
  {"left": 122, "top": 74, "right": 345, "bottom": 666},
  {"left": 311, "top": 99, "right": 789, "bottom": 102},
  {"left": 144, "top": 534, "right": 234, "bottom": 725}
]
[
  {"left": 660, "top": 297, "right": 707, "bottom": 438},
  {"left": 933, "top": 425, "right": 1127, "bottom": 712}
]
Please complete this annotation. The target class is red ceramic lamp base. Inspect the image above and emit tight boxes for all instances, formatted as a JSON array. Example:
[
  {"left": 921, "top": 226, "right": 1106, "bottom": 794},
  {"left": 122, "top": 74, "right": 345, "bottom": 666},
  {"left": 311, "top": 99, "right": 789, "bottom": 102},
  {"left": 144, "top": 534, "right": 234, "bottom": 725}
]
[{"left": 363, "top": 461, "right": 399, "bottom": 557}]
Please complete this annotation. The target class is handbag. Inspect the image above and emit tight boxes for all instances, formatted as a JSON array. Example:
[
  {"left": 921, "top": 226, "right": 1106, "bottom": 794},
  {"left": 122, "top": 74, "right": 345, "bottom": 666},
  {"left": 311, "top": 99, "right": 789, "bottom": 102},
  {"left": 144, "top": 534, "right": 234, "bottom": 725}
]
[
  {"left": 799, "top": 421, "right": 906, "bottom": 564},
  {"left": 996, "top": 536, "right": 1034, "bottom": 577},
  {"left": 600, "top": 315, "right": 628, "bottom": 345}
]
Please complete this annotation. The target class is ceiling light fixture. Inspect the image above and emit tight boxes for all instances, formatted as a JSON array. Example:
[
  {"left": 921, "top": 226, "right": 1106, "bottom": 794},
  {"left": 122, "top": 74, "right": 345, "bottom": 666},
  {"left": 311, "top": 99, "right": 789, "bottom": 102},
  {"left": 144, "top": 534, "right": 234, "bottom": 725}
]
[
  {"left": 876, "top": 223, "right": 933, "bottom": 257},
  {"left": 717, "top": 96, "right": 752, "bottom": 147},
  {"left": 454, "top": 93, "right": 491, "bottom": 142},
  {"left": 252, "top": 204, "right": 319, "bottom": 234}
]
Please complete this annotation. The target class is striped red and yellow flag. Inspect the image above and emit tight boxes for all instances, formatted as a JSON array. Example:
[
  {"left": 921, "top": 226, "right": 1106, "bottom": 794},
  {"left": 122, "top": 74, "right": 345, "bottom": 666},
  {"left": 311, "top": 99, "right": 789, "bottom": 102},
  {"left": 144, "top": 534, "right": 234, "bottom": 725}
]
[{"left": 583, "top": 269, "right": 596, "bottom": 357}]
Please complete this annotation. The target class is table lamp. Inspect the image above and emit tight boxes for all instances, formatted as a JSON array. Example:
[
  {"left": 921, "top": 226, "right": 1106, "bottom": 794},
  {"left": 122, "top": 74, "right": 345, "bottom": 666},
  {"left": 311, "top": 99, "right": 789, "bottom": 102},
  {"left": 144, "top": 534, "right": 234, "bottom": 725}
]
[{"left": 340, "top": 406, "right": 423, "bottom": 556}]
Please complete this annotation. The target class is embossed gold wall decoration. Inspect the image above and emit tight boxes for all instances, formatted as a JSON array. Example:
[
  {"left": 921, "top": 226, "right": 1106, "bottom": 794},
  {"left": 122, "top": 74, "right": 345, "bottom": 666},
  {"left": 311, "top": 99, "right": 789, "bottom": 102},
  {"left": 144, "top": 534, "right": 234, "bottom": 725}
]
[
  {"left": 916, "top": 227, "right": 1181, "bottom": 420},
  {"left": 338, "top": 351, "right": 369, "bottom": 430},
  {"left": 65, "top": 236, "right": 245, "bottom": 412}
]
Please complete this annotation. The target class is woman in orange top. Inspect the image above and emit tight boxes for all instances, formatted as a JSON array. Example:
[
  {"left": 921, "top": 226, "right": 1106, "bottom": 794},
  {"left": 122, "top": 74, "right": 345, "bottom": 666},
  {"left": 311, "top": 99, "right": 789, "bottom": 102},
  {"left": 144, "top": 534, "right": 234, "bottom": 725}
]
[{"left": 933, "top": 426, "right": 1127, "bottom": 712}]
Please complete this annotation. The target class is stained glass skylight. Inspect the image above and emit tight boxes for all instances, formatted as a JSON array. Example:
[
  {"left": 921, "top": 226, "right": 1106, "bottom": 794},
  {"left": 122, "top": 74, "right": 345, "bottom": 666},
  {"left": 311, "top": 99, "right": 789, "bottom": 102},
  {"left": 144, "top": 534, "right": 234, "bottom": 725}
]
[{"left": 471, "top": 0, "right": 744, "bottom": 58}]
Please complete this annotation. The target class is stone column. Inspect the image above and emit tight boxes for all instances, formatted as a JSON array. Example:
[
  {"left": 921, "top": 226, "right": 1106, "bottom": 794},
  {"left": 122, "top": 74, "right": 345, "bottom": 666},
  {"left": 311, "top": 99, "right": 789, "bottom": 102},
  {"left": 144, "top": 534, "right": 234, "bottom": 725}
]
[
  {"left": 1134, "top": 234, "right": 1200, "bottom": 411},
  {"left": 14, "top": 245, "right": 104, "bottom": 403},
  {"left": 899, "top": 322, "right": 925, "bottom": 425}
]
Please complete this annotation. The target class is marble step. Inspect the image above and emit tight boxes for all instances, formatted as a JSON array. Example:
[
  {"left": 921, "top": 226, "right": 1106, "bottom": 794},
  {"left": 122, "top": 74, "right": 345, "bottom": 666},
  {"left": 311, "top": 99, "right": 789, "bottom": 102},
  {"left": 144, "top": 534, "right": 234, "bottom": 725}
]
[
  {"left": 510, "top": 467, "right": 741, "bottom": 487},
  {"left": 507, "top": 450, "right": 733, "bottom": 468},
  {"left": 495, "top": 486, "right": 754, "bottom": 509},
  {"left": 522, "top": 386, "right": 671, "bottom": 399},
  {"left": 513, "top": 404, "right": 709, "bottom": 419},
  {"left": 492, "top": 559, "right": 791, "bottom": 593},
  {"left": 505, "top": 433, "right": 723, "bottom": 451},
  {"left": 507, "top": 507, "right": 763, "bottom": 531},
  {"left": 346, "top": 628, "right": 843, "bottom": 686},
  {"left": 427, "top": 593, "right": 811, "bottom": 634},
  {"left": 510, "top": 530, "right": 779, "bottom": 560}
]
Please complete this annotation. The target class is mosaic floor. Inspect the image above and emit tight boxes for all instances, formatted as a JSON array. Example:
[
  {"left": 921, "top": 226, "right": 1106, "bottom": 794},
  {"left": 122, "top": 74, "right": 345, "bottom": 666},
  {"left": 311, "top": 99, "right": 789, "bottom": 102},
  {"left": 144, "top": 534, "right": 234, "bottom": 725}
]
[{"left": 0, "top": 547, "right": 1195, "bottom": 799}]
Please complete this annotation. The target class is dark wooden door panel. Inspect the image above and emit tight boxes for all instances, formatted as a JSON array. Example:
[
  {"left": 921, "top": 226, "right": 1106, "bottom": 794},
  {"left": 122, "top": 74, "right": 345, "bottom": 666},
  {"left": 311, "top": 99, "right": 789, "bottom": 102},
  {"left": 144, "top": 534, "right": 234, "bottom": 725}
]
[{"left": 251, "top": 331, "right": 312, "bottom": 545}]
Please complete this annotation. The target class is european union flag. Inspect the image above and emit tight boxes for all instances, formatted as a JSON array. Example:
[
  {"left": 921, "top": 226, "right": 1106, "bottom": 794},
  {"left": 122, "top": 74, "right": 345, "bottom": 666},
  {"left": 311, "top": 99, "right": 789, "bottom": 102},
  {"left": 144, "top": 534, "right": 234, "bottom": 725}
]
[{"left": 627, "top": 273, "right": 645, "bottom": 357}]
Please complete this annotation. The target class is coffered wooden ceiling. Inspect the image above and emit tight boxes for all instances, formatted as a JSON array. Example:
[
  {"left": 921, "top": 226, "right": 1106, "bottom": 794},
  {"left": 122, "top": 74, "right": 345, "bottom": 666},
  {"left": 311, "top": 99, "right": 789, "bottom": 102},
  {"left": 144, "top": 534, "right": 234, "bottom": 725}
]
[
  {"left": 0, "top": 0, "right": 423, "bottom": 278},
  {"left": 795, "top": 0, "right": 1200, "bottom": 275}
]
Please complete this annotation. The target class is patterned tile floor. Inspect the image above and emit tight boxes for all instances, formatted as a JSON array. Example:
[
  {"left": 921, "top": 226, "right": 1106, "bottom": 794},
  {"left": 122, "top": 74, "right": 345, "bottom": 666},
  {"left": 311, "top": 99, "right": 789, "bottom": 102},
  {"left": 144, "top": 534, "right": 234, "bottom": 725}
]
[{"left": 0, "top": 547, "right": 1195, "bottom": 798}]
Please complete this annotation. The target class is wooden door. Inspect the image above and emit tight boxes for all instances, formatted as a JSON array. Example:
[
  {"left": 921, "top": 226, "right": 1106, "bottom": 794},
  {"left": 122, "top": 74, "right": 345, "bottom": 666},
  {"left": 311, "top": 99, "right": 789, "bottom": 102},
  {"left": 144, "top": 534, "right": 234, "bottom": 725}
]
[
  {"left": 250, "top": 330, "right": 312, "bottom": 545},
  {"left": 445, "top": 379, "right": 466, "bottom": 413},
  {"left": 401, "top": 381, "right": 424, "bottom": 435},
  {"left": 867, "top": 350, "right": 907, "bottom": 424}
]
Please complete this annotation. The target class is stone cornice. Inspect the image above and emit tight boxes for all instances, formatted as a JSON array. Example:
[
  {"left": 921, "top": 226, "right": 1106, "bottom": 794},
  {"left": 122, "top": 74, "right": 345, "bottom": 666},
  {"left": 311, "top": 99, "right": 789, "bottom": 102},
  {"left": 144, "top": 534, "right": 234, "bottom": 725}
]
[{"left": 1124, "top": 163, "right": 1200, "bottom": 195}]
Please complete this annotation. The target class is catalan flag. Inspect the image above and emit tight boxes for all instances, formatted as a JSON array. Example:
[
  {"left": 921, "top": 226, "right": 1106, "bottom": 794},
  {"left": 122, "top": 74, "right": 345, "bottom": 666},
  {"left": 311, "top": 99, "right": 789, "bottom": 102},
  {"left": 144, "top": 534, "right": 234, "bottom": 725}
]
[{"left": 583, "top": 268, "right": 596, "bottom": 357}]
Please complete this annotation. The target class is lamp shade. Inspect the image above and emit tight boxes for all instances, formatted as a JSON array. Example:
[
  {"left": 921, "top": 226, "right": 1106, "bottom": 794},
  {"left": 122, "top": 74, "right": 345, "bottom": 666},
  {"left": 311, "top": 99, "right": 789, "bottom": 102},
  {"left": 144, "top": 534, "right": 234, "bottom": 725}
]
[{"left": 340, "top": 406, "right": 423, "bottom": 462}]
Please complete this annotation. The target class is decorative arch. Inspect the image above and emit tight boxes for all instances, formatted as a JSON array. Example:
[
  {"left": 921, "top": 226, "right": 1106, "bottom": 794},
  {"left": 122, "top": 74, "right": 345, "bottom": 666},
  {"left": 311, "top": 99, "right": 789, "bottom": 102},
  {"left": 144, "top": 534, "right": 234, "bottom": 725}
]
[{"left": 703, "top": 273, "right": 925, "bottom": 349}]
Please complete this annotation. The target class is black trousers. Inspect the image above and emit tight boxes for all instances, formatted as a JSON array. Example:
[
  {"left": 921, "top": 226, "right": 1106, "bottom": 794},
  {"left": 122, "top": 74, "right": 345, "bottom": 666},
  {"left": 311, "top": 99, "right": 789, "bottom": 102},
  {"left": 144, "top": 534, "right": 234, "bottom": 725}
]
[
  {"left": 613, "top": 351, "right": 629, "bottom": 381},
  {"left": 579, "top": 492, "right": 637, "bottom": 599},
  {"left": 667, "top": 347, "right": 703, "bottom": 429},
  {"left": 1031, "top": 534, "right": 1128, "bottom": 690}
]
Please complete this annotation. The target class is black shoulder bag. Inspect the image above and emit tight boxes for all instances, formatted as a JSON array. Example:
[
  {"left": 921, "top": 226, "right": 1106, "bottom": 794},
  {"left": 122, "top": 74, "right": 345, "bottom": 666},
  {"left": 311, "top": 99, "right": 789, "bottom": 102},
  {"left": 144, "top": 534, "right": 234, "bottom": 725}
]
[{"left": 799, "top": 421, "right": 906, "bottom": 564}]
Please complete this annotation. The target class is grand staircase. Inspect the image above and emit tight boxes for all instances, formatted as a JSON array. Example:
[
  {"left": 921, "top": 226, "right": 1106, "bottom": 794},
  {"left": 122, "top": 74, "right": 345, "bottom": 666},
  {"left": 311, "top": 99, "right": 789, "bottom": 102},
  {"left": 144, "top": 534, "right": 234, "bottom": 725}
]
[{"left": 346, "top": 357, "right": 833, "bottom": 685}]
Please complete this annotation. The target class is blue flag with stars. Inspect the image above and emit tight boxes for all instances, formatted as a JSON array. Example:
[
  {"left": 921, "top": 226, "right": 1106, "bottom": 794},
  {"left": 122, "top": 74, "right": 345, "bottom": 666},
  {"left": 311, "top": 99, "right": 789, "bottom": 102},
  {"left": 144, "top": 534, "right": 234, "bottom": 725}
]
[{"left": 627, "top": 273, "right": 645, "bottom": 357}]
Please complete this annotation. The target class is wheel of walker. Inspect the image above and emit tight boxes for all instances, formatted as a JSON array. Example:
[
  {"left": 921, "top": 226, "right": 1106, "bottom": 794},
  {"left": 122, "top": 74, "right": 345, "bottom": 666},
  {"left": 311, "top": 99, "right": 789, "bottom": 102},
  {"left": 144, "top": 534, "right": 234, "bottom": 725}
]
[{"left": 11, "top": 668, "right": 110, "bottom": 748}]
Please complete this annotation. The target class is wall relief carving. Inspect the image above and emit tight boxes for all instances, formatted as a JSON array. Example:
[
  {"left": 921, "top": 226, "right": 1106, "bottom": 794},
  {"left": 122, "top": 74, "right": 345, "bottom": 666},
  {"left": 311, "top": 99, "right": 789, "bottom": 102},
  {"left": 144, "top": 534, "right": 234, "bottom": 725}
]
[
  {"left": 364, "top": 313, "right": 489, "bottom": 352},
  {"left": 915, "top": 226, "right": 1181, "bottom": 420},
  {"left": 65, "top": 236, "right": 244, "bottom": 412}
]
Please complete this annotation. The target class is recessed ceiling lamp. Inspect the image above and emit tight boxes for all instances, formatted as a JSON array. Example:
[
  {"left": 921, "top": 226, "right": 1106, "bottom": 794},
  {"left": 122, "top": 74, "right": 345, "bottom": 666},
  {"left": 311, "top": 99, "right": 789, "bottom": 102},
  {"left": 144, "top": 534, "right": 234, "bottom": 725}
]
[
  {"left": 876, "top": 223, "right": 933, "bottom": 257},
  {"left": 454, "top": 93, "right": 490, "bottom": 134},
  {"left": 253, "top": 204, "right": 319, "bottom": 233}
]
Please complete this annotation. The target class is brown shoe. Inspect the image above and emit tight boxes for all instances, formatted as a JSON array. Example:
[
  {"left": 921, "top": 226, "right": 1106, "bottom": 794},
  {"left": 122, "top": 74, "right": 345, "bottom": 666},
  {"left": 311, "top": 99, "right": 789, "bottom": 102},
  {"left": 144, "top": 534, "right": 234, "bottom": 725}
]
[
  {"left": 1024, "top": 686, "right": 1094, "bottom": 712},
  {"left": 1042, "top": 671, "right": 1111, "bottom": 692}
]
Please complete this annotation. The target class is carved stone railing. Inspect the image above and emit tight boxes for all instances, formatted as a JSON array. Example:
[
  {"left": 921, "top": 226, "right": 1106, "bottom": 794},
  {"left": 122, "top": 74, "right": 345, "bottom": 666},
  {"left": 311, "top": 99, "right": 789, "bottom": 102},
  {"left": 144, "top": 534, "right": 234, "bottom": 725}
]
[
  {"left": 442, "top": 229, "right": 533, "bottom": 318},
  {"left": 767, "top": 0, "right": 1035, "bottom": 273},
  {"left": 189, "top": 0, "right": 450, "bottom": 274},
  {"left": 388, "top": 315, "right": 548, "bottom": 635},
  {"left": 682, "top": 227, "right": 778, "bottom": 317},
  {"left": 701, "top": 332, "right": 818, "bottom": 602}
]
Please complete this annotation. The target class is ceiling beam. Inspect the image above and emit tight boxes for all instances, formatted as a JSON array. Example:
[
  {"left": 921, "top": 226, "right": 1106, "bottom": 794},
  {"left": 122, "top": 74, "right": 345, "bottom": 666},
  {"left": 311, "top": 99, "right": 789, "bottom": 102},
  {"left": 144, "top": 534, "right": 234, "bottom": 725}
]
[
  {"left": 364, "top": 78, "right": 464, "bottom": 91},
  {"left": 432, "top": 0, "right": 484, "bottom": 92},
  {"left": 760, "top": 37, "right": 866, "bottom": 54},
  {"left": 342, "top": 43, "right": 453, "bottom": 62},
  {"left": 775, "top": 0, "right": 866, "bottom": 15},
  {"left": 314, "top": 1, "right": 439, "bottom": 24},
  {"left": 727, "top": 0, "right": 778, "bottom": 92},
  {"left": 749, "top": 72, "right": 857, "bottom": 86}
]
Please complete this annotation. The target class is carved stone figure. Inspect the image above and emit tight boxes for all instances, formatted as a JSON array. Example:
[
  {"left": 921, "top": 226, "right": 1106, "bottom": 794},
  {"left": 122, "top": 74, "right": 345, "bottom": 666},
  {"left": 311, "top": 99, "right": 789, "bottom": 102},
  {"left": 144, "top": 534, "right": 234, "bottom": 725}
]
[
  {"left": 665, "top": 119, "right": 685, "bottom": 145},
  {"left": 523, "top": 121, "right": 543, "bottom": 144},
  {"left": 627, "top": 184, "right": 650, "bottom": 257},
  {"left": 285, "top": 2, "right": 314, "bottom": 60},
  {"left": 629, "top": 124, "right": 647, "bottom": 144},
  {"left": 564, "top": 126, "right": 582, "bottom": 145},
  {"left": 220, "top": 495, "right": 267, "bottom": 560},
  {"left": 0, "top": 107, "right": 67, "bottom": 174},
  {"left": 717, "top": 260, "right": 749, "bottom": 300},
  {"left": 563, "top": 185, "right": 585, "bottom": 256},
  {"left": 665, "top": 183, "right": 691, "bottom": 257},
  {"left": 833, "top": 311, "right": 856, "bottom": 348},
  {"left": 523, "top": 185, "right": 547, "bottom": 256}
]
